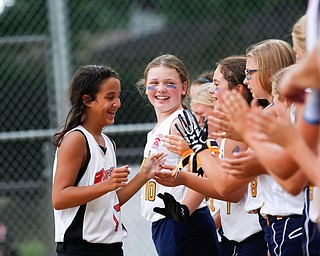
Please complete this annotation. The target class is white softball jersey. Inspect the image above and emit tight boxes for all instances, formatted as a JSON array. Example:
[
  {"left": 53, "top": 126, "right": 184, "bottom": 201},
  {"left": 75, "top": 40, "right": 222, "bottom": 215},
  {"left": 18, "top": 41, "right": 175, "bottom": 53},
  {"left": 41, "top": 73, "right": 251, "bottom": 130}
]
[
  {"left": 217, "top": 138, "right": 262, "bottom": 242},
  {"left": 306, "top": 0, "right": 320, "bottom": 224},
  {"left": 259, "top": 175, "right": 304, "bottom": 217},
  {"left": 141, "top": 109, "right": 207, "bottom": 222},
  {"left": 53, "top": 125, "right": 125, "bottom": 244},
  {"left": 244, "top": 175, "right": 265, "bottom": 213},
  {"left": 309, "top": 186, "right": 320, "bottom": 223}
]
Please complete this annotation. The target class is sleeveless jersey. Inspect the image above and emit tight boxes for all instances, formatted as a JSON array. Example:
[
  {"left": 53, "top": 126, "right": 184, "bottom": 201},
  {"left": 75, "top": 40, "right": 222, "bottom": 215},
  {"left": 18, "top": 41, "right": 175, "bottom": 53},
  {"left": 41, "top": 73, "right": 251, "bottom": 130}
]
[
  {"left": 244, "top": 103, "right": 275, "bottom": 213},
  {"left": 218, "top": 138, "right": 262, "bottom": 242},
  {"left": 245, "top": 103, "right": 304, "bottom": 215},
  {"left": 259, "top": 175, "right": 304, "bottom": 217},
  {"left": 309, "top": 186, "right": 320, "bottom": 223},
  {"left": 53, "top": 125, "right": 125, "bottom": 244},
  {"left": 245, "top": 175, "right": 264, "bottom": 213}
]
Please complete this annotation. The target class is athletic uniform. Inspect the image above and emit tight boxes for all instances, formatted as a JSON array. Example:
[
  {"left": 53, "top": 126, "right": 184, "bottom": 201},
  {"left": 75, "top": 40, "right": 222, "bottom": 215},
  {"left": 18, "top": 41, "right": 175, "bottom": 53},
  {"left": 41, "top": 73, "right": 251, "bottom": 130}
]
[
  {"left": 217, "top": 138, "right": 267, "bottom": 256},
  {"left": 260, "top": 175, "right": 304, "bottom": 256},
  {"left": 291, "top": 94, "right": 320, "bottom": 256},
  {"left": 141, "top": 109, "right": 220, "bottom": 256},
  {"left": 53, "top": 125, "right": 125, "bottom": 256},
  {"left": 302, "top": 186, "right": 320, "bottom": 256},
  {"left": 244, "top": 104, "right": 304, "bottom": 256}
]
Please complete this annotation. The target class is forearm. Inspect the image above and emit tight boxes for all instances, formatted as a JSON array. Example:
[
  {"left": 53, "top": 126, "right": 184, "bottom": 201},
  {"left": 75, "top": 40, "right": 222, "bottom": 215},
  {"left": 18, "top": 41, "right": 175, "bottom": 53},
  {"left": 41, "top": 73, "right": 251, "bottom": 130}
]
[
  {"left": 52, "top": 181, "right": 115, "bottom": 210},
  {"left": 285, "top": 133, "right": 320, "bottom": 186},
  {"left": 180, "top": 171, "right": 245, "bottom": 202},
  {"left": 182, "top": 189, "right": 205, "bottom": 214},
  {"left": 269, "top": 168, "right": 308, "bottom": 195},
  {"left": 197, "top": 150, "right": 251, "bottom": 196},
  {"left": 244, "top": 138, "right": 299, "bottom": 179},
  {"left": 116, "top": 172, "right": 148, "bottom": 205}
]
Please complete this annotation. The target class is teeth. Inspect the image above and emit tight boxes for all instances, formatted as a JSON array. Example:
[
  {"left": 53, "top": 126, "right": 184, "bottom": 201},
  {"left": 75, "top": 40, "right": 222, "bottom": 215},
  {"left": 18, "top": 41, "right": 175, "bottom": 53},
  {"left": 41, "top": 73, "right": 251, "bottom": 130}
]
[{"left": 156, "top": 96, "right": 169, "bottom": 100}]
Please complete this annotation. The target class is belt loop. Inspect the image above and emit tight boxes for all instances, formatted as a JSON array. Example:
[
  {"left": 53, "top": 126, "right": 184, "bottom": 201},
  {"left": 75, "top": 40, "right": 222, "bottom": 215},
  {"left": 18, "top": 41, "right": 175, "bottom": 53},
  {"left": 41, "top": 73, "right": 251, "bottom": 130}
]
[{"left": 266, "top": 215, "right": 270, "bottom": 227}]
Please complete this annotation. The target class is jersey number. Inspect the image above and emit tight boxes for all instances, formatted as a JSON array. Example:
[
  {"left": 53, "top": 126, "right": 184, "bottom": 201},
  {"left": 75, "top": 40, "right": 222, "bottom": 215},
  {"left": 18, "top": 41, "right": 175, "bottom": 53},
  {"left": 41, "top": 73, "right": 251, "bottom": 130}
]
[
  {"left": 227, "top": 202, "right": 231, "bottom": 214},
  {"left": 251, "top": 178, "right": 258, "bottom": 198},
  {"left": 145, "top": 181, "right": 156, "bottom": 201},
  {"left": 207, "top": 198, "right": 215, "bottom": 212}
]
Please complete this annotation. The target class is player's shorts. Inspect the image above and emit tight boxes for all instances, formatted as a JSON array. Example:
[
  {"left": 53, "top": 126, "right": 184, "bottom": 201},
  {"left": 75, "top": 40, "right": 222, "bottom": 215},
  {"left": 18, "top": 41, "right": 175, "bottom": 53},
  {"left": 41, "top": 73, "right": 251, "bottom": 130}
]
[
  {"left": 56, "top": 241, "right": 123, "bottom": 256},
  {"left": 152, "top": 206, "right": 221, "bottom": 256},
  {"left": 302, "top": 215, "right": 320, "bottom": 256},
  {"left": 260, "top": 214, "right": 303, "bottom": 256},
  {"left": 219, "top": 230, "right": 267, "bottom": 256}
]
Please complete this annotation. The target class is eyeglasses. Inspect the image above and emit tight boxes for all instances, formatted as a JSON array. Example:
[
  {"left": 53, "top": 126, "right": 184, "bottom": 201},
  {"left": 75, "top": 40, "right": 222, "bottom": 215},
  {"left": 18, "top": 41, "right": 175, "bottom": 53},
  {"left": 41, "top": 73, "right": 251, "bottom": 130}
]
[{"left": 244, "top": 69, "right": 258, "bottom": 80}]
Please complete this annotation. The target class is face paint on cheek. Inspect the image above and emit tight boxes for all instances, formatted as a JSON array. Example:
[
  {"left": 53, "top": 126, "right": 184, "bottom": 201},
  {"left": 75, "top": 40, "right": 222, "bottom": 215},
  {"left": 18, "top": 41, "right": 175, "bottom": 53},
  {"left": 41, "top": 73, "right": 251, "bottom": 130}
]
[
  {"left": 147, "top": 85, "right": 156, "bottom": 90},
  {"left": 166, "top": 85, "right": 177, "bottom": 89}
]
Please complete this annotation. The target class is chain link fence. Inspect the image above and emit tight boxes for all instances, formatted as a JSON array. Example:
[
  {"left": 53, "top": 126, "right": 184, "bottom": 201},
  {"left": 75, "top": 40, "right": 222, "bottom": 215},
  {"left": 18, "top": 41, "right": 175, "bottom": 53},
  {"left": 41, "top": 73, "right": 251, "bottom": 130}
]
[{"left": 0, "top": 0, "right": 306, "bottom": 255}]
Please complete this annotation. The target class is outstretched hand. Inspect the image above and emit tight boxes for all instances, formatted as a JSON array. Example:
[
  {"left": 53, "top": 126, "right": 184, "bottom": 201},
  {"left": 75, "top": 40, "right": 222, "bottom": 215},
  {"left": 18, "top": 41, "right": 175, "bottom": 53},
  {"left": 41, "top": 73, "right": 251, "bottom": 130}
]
[
  {"left": 163, "top": 134, "right": 190, "bottom": 156},
  {"left": 153, "top": 192, "right": 190, "bottom": 222},
  {"left": 140, "top": 152, "right": 167, "bottom": 180},
  {"left": 175, "top": 109, "right": 208, "bottom": 154}
]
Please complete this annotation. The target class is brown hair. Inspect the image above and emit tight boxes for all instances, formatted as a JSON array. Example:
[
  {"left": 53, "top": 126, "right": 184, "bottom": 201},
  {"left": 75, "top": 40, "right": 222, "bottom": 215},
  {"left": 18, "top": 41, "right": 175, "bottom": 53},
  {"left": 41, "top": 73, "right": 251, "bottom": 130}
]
[
  {"left": 136, "top": 54, "right": 189, "bottom": 108},
  {"left": 217, "top": 55, "right": 253, "bottom": 104},
  {"left": 52, "top": 65, "right": 120, "bottom": 146}
]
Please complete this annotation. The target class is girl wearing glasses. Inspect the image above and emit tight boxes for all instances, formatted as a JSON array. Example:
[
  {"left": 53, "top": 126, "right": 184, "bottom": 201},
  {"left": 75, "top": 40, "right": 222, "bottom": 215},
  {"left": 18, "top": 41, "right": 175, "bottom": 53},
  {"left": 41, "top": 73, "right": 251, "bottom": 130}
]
[{"left": 221, "top": 39, "right": 304, "bottom": 256}]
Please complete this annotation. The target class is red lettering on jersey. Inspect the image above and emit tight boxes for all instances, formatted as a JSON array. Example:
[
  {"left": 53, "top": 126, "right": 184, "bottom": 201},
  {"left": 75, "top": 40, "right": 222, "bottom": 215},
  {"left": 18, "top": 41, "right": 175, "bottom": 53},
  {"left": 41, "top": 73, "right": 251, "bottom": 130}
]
[
  {"left": 113, "top": 203, "right": 121, "bottom": 231},
  {"left": 114, "top": 203, "right": 121, "bottom": 212},
  {"left": 113, "top": 214, "right": 119, "bottom": 231},
  {"left": 152, "top": 134, "right": 163, "bottom": 149},
  {"left": 94, "top": 167, "right": 114, "bottom": 184}
]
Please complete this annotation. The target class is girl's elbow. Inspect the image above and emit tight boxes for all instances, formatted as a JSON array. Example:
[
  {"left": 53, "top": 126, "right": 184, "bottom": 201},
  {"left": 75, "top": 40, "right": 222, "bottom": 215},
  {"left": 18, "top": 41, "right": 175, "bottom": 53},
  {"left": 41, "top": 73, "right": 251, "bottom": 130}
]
[{"left": 52, "top": 194, "right": 65, "bottom": 210}]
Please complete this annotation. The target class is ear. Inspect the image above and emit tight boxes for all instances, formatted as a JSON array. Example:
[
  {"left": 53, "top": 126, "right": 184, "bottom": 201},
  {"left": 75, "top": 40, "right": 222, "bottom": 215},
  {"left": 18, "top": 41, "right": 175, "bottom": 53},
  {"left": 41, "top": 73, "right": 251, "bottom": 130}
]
[
  {"left": 235, "top": 84, "right": 245, "bottom": 94},
  {"left": 181, "top": 81, "right": 188, "bottom": 96},
  {"left": 82, "top": 94, "right": 92, "bottom": 107}
]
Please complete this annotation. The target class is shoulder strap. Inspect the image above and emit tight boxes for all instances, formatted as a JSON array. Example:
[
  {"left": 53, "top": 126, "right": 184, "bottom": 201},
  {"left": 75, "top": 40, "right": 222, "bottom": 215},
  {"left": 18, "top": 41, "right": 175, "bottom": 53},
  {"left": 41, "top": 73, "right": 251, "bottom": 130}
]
[{"left": 73, "top": 129, "right": 91, "bottom": 186}]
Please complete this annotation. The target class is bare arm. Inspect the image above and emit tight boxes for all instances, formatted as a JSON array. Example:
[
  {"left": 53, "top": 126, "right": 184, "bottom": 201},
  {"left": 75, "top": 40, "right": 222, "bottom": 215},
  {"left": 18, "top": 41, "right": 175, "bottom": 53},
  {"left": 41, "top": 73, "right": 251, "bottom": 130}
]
[
  {"left": 52, "top": 131, "right": 129, "bottom": 210},
  {"left": 117, "top": 152, "right": 166, "bottom": 205},
  {"left": 155, "top": 168, "right": 245, "bottom": 202}
]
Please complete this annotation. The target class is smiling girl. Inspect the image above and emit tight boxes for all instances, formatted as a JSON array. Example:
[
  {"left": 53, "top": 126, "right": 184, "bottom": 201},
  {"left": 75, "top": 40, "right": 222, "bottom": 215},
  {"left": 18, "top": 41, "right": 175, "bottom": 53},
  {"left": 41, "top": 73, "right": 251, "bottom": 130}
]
[
  {"left": 137, "top": 54, "right": 220, "bottom": 256},
  {"left": 52, "top": 65, "right": 165, "bottom": 256}
]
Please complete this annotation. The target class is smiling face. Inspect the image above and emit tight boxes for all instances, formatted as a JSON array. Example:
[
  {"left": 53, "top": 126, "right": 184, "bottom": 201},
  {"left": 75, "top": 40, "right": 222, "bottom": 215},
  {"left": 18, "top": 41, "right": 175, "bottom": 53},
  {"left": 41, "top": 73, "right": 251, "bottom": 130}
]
[
  {"left": 146, "top": 66, "right": 187, "bottom": 116},
  {"left": 85, "top": 77, "right": 121, "bottom": 127},
  {"left": 212, "top": 66, "right": 229, "bottom": 99}
]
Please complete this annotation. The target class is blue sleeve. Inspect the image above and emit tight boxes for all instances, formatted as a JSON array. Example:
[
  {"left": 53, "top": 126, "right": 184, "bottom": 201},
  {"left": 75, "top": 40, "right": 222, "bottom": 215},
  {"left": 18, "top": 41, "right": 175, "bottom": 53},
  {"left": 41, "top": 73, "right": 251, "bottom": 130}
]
[{"left": 303, "top": 89, "right": 320, "bottom": 125}]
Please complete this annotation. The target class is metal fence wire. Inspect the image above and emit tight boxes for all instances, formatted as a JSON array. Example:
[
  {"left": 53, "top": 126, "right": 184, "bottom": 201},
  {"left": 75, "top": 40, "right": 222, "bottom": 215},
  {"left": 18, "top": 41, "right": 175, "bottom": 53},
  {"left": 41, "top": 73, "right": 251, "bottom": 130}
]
[{"left": 0, "top": 0, "right": 306, "bottom": 255}]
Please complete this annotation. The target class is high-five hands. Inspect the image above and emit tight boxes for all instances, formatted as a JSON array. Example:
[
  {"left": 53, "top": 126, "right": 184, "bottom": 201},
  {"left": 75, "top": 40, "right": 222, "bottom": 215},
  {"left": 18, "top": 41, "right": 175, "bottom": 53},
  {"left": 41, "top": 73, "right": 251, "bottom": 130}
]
[
  {"left": 175, "top": 110, "right": 208, "bottom": 154},
  {"left": 153, "top": 192, "right": 190, "bottom": 223}
]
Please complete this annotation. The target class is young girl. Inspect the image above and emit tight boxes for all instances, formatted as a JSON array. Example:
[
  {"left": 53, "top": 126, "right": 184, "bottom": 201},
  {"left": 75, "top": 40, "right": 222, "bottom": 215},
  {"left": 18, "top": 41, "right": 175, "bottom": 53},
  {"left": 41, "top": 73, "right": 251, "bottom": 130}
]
[
  {"left": 137, "top": 54, "right": 220, "bottom": 256},
  {"left": 52, "top": 65, "right": 166, "bottom": 256},
  {"left": 220, "top": 40, "right": 304, "bottom": 256},
  {"left": 210, "top": 56, "right": 267, "bottom": 256}
]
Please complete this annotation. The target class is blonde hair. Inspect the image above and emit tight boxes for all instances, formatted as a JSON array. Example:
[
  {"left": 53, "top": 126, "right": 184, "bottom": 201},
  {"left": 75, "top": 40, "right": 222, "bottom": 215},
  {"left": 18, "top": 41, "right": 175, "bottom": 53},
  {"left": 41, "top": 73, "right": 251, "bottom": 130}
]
[
  {"left": 246, "top": 39, "right": 296, "bottom": 99},
  {"left": 292, "top": 14, "right": 306, "bottom": 54},
  {"left": 191, "top": 83, "right": 214, "bottom": 108},
  {"left": 271, "top": 64, "right": 297, "bottom": 102}
]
